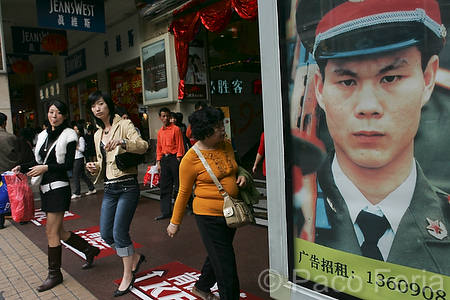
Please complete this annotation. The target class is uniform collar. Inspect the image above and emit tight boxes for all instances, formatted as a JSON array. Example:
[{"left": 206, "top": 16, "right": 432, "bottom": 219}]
[{"left": 332, "top": 154, "right": 416, "bottom": 234}]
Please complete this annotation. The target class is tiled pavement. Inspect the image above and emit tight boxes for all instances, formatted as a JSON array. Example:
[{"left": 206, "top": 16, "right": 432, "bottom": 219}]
[{"left": 0, "top": 219, "right": 96, "bottom": 300}]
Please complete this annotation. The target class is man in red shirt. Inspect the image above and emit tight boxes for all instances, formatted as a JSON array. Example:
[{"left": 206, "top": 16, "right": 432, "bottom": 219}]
[{"left": 155, "top": 107, "right": 185, "bottom": 220}]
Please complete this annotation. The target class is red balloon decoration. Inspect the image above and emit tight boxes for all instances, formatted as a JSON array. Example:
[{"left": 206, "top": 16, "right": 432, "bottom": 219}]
[
  {"left": 11, "top": 60, "right": 33, "bottom": 75},
  {"left": 41, "top": 33, "right": 69, "bottom": 56}
]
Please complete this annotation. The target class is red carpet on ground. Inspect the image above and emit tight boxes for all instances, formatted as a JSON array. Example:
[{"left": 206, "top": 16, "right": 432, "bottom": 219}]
[{"left": 114, "top": 261, "right": 265, "bottom": 300}]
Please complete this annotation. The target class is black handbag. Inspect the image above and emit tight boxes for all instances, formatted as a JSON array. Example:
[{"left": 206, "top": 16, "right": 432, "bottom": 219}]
[{"left": 115, "top": 152, "right": 145, "bottom": 171}]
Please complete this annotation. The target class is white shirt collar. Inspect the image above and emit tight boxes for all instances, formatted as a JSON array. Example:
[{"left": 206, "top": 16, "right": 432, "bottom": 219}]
[{"left": 332, "top": 154, "right": 416, "bottom": 234}]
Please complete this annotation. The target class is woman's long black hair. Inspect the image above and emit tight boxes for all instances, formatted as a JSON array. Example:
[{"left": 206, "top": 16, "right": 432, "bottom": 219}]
[{"left": 86, "top": 91, "right": 116, "bottom": 129}]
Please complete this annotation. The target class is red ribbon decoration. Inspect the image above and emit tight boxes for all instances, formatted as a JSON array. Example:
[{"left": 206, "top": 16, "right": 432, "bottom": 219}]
[{"left": 169, "top": 0, "right": 258, "bottom": 99}]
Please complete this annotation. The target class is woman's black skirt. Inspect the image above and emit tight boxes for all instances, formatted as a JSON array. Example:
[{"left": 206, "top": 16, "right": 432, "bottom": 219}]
[{"left": 40, "top": 185, "right": 71, "bottom": 213}]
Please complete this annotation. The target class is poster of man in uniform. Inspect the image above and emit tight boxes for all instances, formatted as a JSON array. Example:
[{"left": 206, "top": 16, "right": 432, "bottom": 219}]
[{"left": 280, "top": 0, "right": 450, "bottom": 299}]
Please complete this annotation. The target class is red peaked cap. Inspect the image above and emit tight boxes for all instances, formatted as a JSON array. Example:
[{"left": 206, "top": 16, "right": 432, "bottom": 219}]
[{"left": 313, "top": 0, "right": 446, "bottom": 60}]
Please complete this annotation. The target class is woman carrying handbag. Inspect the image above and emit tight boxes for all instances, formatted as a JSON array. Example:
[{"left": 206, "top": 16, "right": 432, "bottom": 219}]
[
  {"left": 86, "top": 92, "right": 148, "bottom": 297},
  {"left": 167, "top": 106, "right": 247, "bottom": 300},
  {"left": 12, "top": 100, "right": 101, "bottom": 292}
]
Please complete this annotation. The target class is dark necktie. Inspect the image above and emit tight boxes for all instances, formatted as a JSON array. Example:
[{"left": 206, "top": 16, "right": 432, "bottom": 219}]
[{"left": 356, "top": 210, "right": 391, "bottom": 261}]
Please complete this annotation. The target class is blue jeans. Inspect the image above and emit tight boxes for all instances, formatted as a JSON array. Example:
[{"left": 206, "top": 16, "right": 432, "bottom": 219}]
[{"left": 100, "top": 178, "right": 140, "bottom": 257}]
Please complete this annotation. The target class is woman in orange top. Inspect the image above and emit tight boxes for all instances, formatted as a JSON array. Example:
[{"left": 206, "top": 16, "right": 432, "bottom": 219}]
[{"left": 167, "top": 106, "right": 247, "bottom": 300}]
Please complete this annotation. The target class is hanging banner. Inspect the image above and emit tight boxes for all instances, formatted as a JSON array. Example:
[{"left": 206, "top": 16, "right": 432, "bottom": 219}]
[
  {"left": 277, "top": 0, "right": 450, "bottom": 299},
  {"left": 11, "top": 26, "right": 68, "bottom": 55},
  {"left": 35, "top": 0, "right": 106, "bottom": 33}
]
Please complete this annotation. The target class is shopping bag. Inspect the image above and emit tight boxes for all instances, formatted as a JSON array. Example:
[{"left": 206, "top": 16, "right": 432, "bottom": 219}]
[
  {"left": 143, "top": 165, "right": 160, "bottom": 188},
  {"left": 150, "top": 165, "right": 160, "bottom": 188},
  {"left": 143, "top": 166, "right": 152, "bottom": 186},
  {"left": 0, "top": 174, "right": 10, "bottom": 214},
  {"left": 3, "top": 172, "right": 35, "bottom": 222}
]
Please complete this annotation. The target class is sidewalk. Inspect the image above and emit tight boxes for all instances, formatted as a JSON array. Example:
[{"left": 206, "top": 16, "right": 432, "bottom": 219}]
[{"left": 0, "top": 219, "right": 96, "bottom": 300}]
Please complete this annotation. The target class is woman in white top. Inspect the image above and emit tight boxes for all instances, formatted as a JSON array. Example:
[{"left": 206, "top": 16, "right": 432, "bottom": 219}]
[{"left": 71, "top": 122, "right": 96, "bottom": 198}]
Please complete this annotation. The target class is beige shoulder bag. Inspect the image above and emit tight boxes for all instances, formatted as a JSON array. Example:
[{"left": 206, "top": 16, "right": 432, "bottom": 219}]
[{"left": 192, "top": 144, "right": 254, "bottom": 228}]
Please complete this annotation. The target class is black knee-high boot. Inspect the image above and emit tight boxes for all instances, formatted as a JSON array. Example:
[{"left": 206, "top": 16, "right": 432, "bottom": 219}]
[
  {"left": 64, "top": 231, "right": 101, "bottom": 269},
  {"left": 37, "top": 245, "right": 63, "bottom": 292}
]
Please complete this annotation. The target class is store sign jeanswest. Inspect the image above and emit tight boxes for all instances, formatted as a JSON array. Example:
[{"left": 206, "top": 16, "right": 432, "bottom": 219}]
[
  {"left": 11, "top": 26, "right": 68, "bottom": 55},
  {"left": 36, "top": 0, "right": 105, "bottom": 33}
]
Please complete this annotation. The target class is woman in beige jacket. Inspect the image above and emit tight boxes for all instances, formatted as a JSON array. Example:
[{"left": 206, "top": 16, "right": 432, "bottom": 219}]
[{"left": 86, "top": 91, "right": 148, "bottom": 297}]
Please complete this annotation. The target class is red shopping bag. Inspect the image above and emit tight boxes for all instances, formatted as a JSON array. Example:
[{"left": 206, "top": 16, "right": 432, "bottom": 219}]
[
  {"left": 3, "top": 172, "right": 35, "bottom": 222},
  {"left": 143, "top": 165, "right": 160, "bottom": 188}
]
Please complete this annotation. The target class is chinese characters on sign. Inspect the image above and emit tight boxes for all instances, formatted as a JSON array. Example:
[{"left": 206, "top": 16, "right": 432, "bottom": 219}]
[
  {"left": 210, "top": 79, "right": 262, "bottom": 95},
  {"left": 104, "top": 30, "right": 134, "bottom": 58},
  {"left": 298, "top": 249, "right": 349, "bottom": 279},
  {"left": 39, "top": 82, "right": 60, "bottom": 102}
]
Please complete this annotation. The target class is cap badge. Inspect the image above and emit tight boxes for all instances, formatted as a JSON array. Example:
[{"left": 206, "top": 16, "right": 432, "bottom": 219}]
[
  {"left": 426, "top": 217, "right": 447, "bottom": 240},
  {"left": 326, "top": 197, "right": 337, "bottom": 213},
  {"left": 440, "top": 24, "right": 447, "bottom": 38}
]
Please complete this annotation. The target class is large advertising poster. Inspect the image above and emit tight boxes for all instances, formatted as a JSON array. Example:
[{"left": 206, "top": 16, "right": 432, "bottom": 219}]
[
  {"left": 184, "top": 39, "right": 207, "bottom": 100},
  {"left": 140, "top": 33, "right": 174, "bottom": 106},
  {"left": 281, "top": 0, "right": 450, "bottom": 299}
]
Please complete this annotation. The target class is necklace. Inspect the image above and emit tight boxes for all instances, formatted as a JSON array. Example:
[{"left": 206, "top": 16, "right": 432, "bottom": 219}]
[{"left": 104, "top": 128, "right": 110, "bottom": 135}]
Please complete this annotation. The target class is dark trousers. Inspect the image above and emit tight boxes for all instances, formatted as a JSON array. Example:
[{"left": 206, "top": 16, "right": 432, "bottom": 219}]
[
  {"left": 195, "top": 215, "right": 239, "bottom": 300},
  {"left": 72, "top": 158, "right": 95, "bottom": 195},
  {"left": 159, "top": 155, "right": 179, "bottom": 215}
]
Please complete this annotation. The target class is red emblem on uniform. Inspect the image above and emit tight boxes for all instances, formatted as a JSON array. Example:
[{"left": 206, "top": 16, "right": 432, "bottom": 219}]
[{"left": 426, "top": 218, "right": 447, "bottom": 240}]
